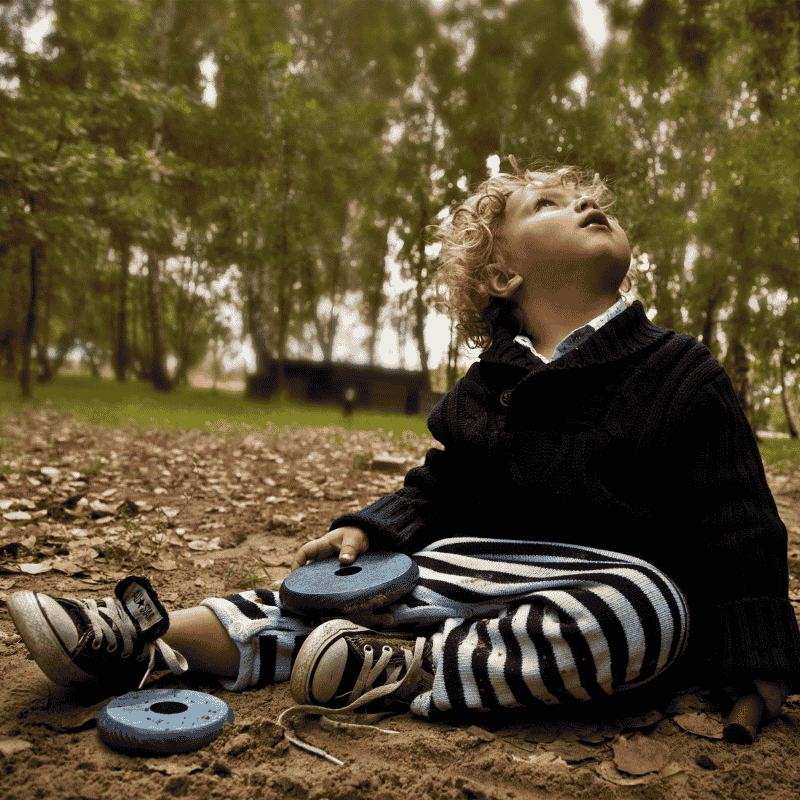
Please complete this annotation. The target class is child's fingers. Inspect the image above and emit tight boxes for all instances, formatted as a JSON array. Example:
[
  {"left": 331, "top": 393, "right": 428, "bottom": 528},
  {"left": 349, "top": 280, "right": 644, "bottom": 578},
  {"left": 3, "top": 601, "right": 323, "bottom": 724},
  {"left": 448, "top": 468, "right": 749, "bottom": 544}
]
[
  {"left": 290, "top": 538, "right": 334, "bottom": 572},
  {"left": 753, "top": 679, "right": 790, "bottom": 719},
  {"left": 338, "top": 531, "right": 368, "bottom": 564}
]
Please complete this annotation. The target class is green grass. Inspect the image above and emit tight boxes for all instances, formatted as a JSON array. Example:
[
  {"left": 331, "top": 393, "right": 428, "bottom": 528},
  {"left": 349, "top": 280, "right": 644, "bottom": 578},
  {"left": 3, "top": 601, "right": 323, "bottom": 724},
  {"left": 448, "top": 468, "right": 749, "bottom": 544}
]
[
  {"left": 756, "top": 436, "right": 800, "bottom": 475},
  {"left": 0, "top": 373, "right": 433, "bottom": 440}
]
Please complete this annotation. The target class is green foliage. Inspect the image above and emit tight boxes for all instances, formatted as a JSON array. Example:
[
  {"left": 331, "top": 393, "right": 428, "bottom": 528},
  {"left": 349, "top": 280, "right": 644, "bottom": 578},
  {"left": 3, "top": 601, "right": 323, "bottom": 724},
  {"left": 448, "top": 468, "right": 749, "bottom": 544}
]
[
  {"left": 758, "top": 437, "right": 800, "bottom": 476},
  {"left": 2, "top": 0, "right": 800, "bottom": 432},
  {"left": 225, "top": 557, "right": 272, "bottom": 591}
]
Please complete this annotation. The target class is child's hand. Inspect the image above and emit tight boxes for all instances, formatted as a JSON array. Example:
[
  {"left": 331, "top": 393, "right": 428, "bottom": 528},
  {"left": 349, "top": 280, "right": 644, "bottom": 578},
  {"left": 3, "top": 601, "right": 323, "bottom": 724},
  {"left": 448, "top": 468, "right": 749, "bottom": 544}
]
[
  {"left": 724, "top": 679, "right": 791, "bottom": 721},
  {"left": 289, "top": 527, "right": 369, "bottom": 573},
  {"left": 752, "top": 679, "right": 791, "bottom": 720}
]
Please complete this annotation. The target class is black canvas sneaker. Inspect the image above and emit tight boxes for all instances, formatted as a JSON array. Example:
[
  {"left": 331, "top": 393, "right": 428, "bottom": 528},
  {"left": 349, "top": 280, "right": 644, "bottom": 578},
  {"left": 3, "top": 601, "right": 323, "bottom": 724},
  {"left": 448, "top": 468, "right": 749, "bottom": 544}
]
[
  {"left": 6, "top": 576, "right": 188, "bottom": 690},
  {"left": 289, "top": 619, "right": 434, "bottom": 714}
]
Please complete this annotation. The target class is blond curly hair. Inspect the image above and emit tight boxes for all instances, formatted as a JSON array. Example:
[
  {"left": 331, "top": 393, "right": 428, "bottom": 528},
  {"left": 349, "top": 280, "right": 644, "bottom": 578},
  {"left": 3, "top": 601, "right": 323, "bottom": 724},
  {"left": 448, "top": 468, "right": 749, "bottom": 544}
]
[{"left": 431, "top": 157, "right": 642, "bottom": 350}]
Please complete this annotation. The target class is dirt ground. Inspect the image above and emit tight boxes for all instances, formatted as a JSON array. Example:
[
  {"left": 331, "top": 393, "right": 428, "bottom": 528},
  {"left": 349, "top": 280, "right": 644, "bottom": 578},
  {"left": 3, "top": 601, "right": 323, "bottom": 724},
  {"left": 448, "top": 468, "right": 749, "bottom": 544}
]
[{"left": 2, "top": 407, "right": 800, "bottom": 800}]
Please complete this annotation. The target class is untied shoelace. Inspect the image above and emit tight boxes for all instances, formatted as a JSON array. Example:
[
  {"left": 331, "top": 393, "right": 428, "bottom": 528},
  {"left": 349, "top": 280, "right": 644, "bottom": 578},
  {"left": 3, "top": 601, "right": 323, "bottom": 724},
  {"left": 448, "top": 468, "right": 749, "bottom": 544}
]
[
  {"left": 75, "top": 595, "right": 189, "bottom": 689},
  {"left": 278, "top": 636, "right": 432, "bottom": 765}
]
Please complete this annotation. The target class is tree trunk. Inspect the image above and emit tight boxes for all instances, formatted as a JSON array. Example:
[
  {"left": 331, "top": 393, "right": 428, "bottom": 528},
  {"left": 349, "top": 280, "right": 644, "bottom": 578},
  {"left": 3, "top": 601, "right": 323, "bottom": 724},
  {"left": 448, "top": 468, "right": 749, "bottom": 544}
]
[
  {"left": 362, "top": 225, "right": 390, "bottom": 367},
  {"left": 412, "top": 185, "right": 430, "bottom": 389},
  {"left": 0, "top": 329, "right": 16, "bottom": 378},
  {"left": 699, "top": 293, "right": 717, "bottom": 353},
  {"left": 275, "top": 135, "right": 293, "bottom": 395},
  {"left": 112, "top": 230, "right": 131, "bottom": 382},
  {"left": 244, "top": 268, "right": 274, "bottom": 399},
  {"left": 35, "top": 257, "right": 53, "bottom": 382},
  {"left": 778, "top": 347, "right": 799, "bottom": 438},
  {"left": 35, "top": 335, "right": 52, "bottom": 383},
  {"left": 140, "top": 0, "right": 176, "bottom": 394},
  {"left": 19, "top": 242, "right": 43, "bottom": 399},
  {"left": 446, "top": 317, "right": 459, "bottom": 391},
  {"left": 146, "top": 253, "right": 172, "bottom": 392}
]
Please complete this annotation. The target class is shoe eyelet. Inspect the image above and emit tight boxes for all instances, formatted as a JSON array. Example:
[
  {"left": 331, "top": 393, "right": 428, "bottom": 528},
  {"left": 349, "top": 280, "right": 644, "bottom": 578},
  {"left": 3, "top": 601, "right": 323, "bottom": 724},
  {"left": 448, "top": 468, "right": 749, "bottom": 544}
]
[
  {"left": 91, "top": 640, "right": 102, "bottom": 651},
  {"left": 363, "top": 645, "right": 373, "bottom": 653},
  {"left": 106, "top": 646, "right": 117, "bottom": 654},
  {"left": 382, "top": 646, "right": 392, "bottom": 653}
]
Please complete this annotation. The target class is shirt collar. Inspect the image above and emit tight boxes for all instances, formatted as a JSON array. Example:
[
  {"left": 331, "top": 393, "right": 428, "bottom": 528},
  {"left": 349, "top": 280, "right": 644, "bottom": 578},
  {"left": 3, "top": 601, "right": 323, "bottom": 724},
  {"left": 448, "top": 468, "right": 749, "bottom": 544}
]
[{"left": 513, "top": 298, "right": 629, "bottom": 364}]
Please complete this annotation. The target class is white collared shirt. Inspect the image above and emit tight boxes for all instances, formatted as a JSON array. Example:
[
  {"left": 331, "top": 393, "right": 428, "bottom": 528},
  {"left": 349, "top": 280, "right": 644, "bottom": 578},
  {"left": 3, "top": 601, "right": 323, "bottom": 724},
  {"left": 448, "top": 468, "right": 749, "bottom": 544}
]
[{"left": 513, "top": 298, "right": 628, "bottom": 364}]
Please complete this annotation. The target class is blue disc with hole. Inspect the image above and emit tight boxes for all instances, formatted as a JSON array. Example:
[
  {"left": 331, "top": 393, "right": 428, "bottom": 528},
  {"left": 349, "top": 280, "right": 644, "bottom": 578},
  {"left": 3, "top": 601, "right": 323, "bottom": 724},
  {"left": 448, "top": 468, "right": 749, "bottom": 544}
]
[
  {"left": 280, "top": 552, "right": 419, "bottom": 616},
  {"left": 98, "top": 688, "right": 234, "bottom": 755}
]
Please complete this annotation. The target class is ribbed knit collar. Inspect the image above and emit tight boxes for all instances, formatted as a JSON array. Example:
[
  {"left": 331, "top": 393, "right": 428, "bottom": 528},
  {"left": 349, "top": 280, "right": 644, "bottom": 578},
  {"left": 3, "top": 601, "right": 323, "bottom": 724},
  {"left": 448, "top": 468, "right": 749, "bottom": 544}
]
[{"left": 479, "top": 300, "right": 672, "bottom": 372}]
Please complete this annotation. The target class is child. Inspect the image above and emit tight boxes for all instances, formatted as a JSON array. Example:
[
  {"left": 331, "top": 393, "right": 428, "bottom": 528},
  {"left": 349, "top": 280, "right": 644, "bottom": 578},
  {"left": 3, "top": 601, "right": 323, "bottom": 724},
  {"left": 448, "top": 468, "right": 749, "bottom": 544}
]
[{"left": 7, "top": 159, "right": 799, "bottom": 737}]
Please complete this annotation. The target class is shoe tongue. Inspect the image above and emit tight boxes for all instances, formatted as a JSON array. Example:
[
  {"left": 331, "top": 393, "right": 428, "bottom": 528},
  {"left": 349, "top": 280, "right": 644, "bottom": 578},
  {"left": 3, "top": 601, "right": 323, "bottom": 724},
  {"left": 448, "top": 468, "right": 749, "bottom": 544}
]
[{"left": 114, "top": 576, "right": 170, "bottom": 641}]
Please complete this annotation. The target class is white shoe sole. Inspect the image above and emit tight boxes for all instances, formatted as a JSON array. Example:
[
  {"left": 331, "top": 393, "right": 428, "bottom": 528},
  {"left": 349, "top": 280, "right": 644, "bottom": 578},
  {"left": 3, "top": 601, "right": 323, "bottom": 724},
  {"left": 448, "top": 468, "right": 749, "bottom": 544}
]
[
  {"left": 6, "top": 591, "right": 95, "bottom": 685},
  {"left": 290, "top": 619, "right": 369, "bottom": 705}
]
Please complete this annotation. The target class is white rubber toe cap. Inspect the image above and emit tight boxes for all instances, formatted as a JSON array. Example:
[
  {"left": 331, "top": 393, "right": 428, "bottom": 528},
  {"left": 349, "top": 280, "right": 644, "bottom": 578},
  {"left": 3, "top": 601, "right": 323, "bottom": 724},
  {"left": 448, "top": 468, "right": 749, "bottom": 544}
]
[{"left": 310, "top": 638, "right": 348, "bottom": 703}]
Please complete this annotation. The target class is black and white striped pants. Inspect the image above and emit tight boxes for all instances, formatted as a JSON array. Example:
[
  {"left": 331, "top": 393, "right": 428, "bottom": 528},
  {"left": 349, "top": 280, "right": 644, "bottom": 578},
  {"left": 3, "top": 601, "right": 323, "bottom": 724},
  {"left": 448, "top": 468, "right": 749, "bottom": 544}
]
[{"left": 200, "top": 538, "right": 689, "bottom": 718}]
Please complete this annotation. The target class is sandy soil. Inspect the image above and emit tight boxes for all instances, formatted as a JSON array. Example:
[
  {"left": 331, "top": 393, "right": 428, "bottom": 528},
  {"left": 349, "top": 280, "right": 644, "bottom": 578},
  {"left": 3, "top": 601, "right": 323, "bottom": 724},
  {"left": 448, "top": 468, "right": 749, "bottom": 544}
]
[{"left": 2, "top": 408, "right": 800, "bottom": 800}]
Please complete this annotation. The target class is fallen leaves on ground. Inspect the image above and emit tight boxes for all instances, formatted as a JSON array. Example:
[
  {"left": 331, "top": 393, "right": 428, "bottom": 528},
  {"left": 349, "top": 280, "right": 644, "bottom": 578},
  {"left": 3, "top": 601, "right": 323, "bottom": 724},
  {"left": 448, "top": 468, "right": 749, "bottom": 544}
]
[
  {"left": 0, "top": 409, "right": 424, "bottom": 589},
  {"left": 673, "top": 712, "right": 726, "bottom": 740},
  {"left": 3, "top": 407, "right": 799, "bottom": 793}
]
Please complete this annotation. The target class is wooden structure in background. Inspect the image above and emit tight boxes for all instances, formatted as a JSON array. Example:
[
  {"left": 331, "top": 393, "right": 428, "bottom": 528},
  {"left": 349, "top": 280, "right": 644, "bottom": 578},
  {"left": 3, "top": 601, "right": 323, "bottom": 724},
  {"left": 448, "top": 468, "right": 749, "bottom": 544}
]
[{"left": 246, "top": 360, "right": 444, "bottom": 415}]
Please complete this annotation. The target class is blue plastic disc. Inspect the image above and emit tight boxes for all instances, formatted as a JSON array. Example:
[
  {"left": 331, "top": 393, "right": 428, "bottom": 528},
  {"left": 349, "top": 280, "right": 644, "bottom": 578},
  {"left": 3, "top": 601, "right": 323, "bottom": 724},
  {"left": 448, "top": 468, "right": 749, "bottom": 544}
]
[
  {"left": 279, "top": 551, "right": 419, "bottom": 615},
  {"left": 98, "top": 688, "right": 234, "bottom": 754}
]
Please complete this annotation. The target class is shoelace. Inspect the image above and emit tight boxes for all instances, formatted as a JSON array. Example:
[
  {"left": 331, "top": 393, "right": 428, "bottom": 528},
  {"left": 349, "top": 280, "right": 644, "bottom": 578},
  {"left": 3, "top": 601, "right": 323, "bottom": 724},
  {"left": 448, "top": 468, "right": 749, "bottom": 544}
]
[
  {"left": 75, "top": 596, "right": 189, "bottom": 689},
  {"left": 278, "top": 636, "right": 432, "bottom": 764}
]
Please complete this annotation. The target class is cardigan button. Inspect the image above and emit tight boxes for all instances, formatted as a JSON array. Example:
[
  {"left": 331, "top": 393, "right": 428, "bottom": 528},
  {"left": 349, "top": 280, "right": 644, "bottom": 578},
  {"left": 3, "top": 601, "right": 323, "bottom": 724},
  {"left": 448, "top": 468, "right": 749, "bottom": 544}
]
[{"left": 500, "top": 389, "right": 512, "bottom": 406}]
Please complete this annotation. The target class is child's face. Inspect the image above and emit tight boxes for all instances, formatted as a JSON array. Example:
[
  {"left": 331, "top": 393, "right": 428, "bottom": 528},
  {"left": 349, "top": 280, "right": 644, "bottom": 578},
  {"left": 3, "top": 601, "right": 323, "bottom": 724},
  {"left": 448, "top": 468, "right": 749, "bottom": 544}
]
[{"left": 499, "top": 183, "right": 631, "bottom": 294}]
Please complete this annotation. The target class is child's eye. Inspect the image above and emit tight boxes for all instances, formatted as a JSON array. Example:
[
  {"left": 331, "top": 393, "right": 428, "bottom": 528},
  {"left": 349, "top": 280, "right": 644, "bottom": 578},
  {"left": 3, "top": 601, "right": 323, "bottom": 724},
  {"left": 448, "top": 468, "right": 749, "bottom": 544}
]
[{"left": 535, "top": 197, "right": 556, "bottom": 210}]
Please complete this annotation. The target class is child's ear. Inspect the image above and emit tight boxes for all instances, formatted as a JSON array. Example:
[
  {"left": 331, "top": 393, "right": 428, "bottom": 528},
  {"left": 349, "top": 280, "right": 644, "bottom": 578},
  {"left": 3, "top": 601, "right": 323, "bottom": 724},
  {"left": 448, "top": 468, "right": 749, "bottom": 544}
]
[{"left": 487, "top": 270, "right": 523, "bottom": 299}]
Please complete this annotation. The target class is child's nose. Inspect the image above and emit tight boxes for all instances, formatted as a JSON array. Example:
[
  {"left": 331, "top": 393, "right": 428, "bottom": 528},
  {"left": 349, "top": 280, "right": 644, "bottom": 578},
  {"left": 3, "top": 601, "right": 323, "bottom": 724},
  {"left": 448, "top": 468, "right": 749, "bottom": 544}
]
[{"left": 574, "top": 196, "right": 599, "bottom": 211}]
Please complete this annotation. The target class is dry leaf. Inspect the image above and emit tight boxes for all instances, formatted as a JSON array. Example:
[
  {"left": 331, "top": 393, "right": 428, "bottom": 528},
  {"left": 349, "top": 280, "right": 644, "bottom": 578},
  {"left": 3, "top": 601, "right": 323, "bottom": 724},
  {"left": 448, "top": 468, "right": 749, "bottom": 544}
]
[
  {"left": 370, "top": 454, "right": 407, "bottom": 473},
  {"left": 672, "top": 712, "right": 724, "bottom": 740},
  {"left": 660, "top": 761, "right": 685, "bottom": 778},
  {"left": 0, "top": 738, "right": 34, "bottom": 758},
  {"left": 596, "top": 760, "right": 653, "bottom": 786},
  {"left": 159, "top": 507, "right": 180, "bottom": 518},
  {"left": 611, "top": 733, "right": 670, "bottom": 775},
  {"left": 187, "top": 537, "right": 220, "bottom": 551},
  {"left": 88, "top": 500, "right": 115, "bottom": 516},
  {"left": 665, "top": 691, "right": 706, "bottom": 715},
  {"left": 51, "top": 560, "right": 85, "bottom": 576},
  {"left": 19, "top": 561, "right": 52, "bottom": 574},
  {"left": 544, "top": 742, "right": 597, "bottom": 763},
  {"left": 3, "top": 511, "right": 32, "bottom": 521},
  {"left": 616, "top": 708, "right": 664, "bottom": 730},
  {"left": 466, "top": 726, "right": 496, "bottom": 742},
  {"left": 150, "top": 559, "right": 178, "bottom": 571},
  {"left": 511, "top": 752, "right": 560, "bottom": 766}
]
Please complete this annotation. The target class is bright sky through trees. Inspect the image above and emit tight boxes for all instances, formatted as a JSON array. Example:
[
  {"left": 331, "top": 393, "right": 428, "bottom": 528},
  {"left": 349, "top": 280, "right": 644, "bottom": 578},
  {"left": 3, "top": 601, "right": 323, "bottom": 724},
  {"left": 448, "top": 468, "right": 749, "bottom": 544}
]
[{"left": 15, "top": 0, "right": 613, "bottom": 375}]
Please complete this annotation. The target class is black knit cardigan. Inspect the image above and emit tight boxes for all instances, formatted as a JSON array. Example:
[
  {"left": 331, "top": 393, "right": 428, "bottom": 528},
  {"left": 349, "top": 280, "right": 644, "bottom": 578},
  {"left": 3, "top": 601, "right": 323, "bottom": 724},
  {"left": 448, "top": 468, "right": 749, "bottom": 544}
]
[{"left": 330, "top": 300, "right": 800, "bottom": 693}]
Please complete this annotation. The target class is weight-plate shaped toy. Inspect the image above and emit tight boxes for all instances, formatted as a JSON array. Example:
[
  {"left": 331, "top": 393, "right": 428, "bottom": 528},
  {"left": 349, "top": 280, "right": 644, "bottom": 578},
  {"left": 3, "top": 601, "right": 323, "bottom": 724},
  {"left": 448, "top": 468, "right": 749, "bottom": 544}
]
[
  {"left": 280, "top": 552, "right": 419, "bottom": 615},
  {"left": 98, "top": 688, "right": 234, "bottom": 755}
]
